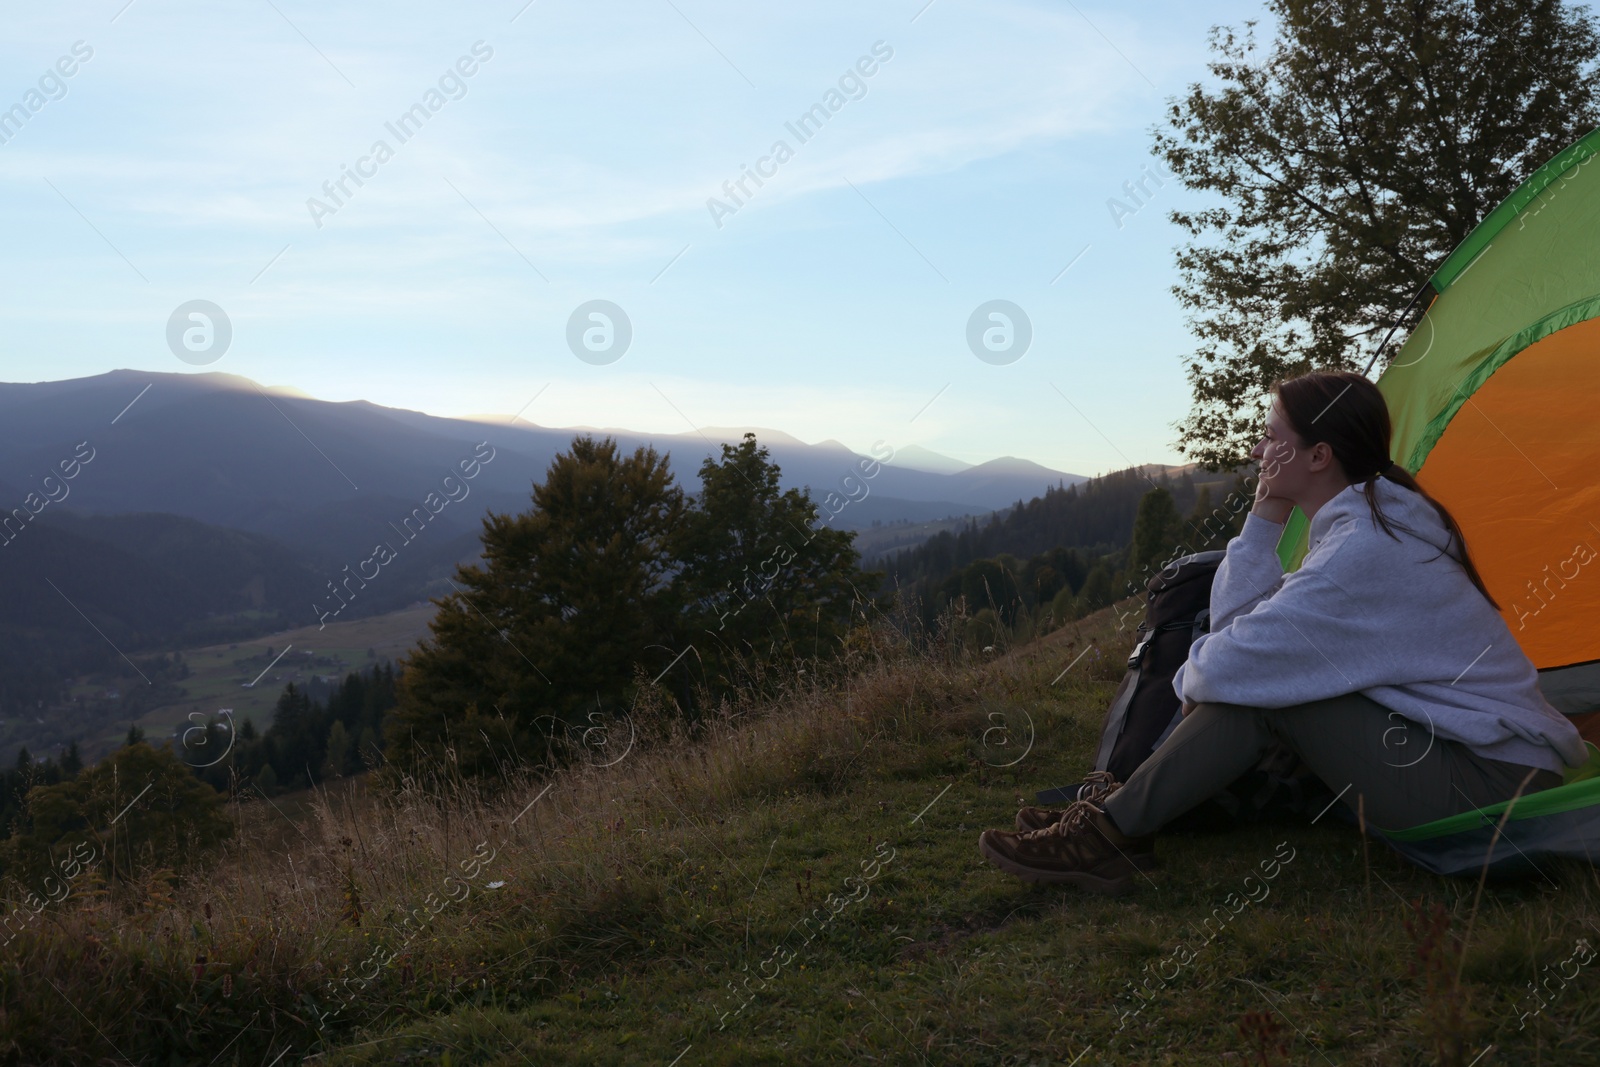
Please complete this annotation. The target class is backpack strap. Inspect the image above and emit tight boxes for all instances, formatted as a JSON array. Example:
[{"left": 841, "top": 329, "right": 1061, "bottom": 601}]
[{"left": 1093, "top": 660, "right": 1142, "bottom": 773}]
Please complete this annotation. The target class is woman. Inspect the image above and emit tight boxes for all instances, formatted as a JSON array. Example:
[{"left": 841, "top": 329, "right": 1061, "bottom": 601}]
[{"left": 979, "top": 371, "right": 1587, "bottom": 894}]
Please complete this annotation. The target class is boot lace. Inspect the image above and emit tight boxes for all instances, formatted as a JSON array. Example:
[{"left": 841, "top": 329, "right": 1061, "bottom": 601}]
[
  {"left": 1076, "top": 770, "right": 1120, "bottom": 800},
  {"left": 1021, "top": 799, "right": 1102, "bottom": 839}
]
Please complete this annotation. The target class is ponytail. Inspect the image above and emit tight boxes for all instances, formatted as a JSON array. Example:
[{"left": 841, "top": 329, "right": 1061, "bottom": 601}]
[
  {"left": 1272, "top": 371, "right": 1500, "bottom": 612},
  {"left": 1366, "top": 463, "right": 1499, "bottom": 611}
]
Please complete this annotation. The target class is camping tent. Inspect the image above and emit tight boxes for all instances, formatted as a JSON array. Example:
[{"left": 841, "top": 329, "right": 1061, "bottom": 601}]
[{"left": 1272, "top": 126, "right": 1600, "bottom": 873}]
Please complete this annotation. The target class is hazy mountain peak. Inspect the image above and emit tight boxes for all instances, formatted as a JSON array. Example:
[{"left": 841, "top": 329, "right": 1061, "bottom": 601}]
[
  {"left": 963, "top": 455, "right": 1060, "bottom": 474},
  {"left": 696, "top": 426, "right": 810, "bottom": 448},
  {"left": 890, "top": 445, "right": 973, "bottom": 475}
]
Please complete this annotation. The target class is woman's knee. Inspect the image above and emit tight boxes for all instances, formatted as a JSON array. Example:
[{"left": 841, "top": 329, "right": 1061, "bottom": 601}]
[{"left": 1186, "top": 700, "right": 1264, "bottom": 719}]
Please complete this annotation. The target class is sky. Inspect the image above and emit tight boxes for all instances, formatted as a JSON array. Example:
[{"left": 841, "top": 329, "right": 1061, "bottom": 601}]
[{"left": 1, "top": 0, "right": 1269, "bottom": 477}]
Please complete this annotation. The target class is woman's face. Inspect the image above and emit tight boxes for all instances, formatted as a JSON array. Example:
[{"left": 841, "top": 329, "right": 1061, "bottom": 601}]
[{"left": 1250, "top": 399, "right": 1306, "bottom": 499}]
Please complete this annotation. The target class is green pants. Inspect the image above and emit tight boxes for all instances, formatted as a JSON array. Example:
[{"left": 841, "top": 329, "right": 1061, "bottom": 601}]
[{"left": 1101, "top": 692, "right": 1566, "bottom": 838}]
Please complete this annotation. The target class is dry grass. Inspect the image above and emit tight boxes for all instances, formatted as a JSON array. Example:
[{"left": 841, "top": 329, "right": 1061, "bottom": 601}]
[{"left": 0, "top": 600, "right": 1130, "bottom": 1065}]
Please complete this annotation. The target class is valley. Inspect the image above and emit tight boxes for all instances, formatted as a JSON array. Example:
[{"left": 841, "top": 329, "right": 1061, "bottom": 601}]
[{"left": 33, "top": 603, "right": 437, "bottom": 765}]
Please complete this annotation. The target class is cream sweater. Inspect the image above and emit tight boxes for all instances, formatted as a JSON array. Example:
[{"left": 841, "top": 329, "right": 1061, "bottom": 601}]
[{"left": 1172, "top": 477, "right": 1586, "bottom": 773}]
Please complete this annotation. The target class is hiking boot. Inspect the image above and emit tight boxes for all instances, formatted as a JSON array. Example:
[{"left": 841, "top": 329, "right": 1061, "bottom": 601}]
[
  {"left": 1016, "top": 770, "right": 1123, "bottom": 832},
  {"left": 978, "top": 800, "right": 1156, "bottom": 894}
]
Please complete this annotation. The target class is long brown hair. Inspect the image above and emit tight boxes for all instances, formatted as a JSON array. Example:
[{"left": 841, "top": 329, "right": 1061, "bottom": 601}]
[{"left": 1271, "top": 371, "right": 1499, "bottom": 610}]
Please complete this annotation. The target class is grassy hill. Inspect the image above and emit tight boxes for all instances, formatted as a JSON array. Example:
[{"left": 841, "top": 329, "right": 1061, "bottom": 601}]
[{"left": 3, "top": 602, "right": 1597, "bottom": 1065}]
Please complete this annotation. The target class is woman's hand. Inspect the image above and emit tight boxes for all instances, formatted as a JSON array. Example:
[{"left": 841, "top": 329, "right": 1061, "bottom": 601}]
[
  {"left": 1250, "top": 491, "right": 1295, "bottom": 525},
  {"left": 1250, "top": 400, "right": 1300, "bottom": 525}
]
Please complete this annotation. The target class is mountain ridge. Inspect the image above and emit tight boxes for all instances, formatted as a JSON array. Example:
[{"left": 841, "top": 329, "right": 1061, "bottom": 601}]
[{"left": 0, "top": 371, "right": 1101, "bottom": 539}]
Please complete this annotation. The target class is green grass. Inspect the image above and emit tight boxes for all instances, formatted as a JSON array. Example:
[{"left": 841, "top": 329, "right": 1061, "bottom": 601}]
[
  {"left": 313, "top": 738, "right": 1596, "bottom": 1063},
  {"left": 4, "top": 605, "right": 1598, "bottom": 1066}
]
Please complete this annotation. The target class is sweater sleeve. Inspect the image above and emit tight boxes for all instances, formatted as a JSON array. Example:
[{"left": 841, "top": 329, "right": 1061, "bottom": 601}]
[
  {"left": 1208, "top": 512, "right": 1289, "bottom": 631},
  {"left": 1177, "top": 564, "right": 1365, "bottom": 708},
  {"left": 1170, "top": 511, "right": 1288, "bottom": 702}
]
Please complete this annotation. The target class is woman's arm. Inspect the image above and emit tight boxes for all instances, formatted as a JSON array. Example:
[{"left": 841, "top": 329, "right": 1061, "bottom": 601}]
[
  {"left": 1180, "top": 566, "right": 1363, "bottom": 707},
  {"left": 1174, "top": 495, "right": 1294, "bottom": 710},
  {"left": 1207, "top": 508, "right": 1291, "bottom": 633}
]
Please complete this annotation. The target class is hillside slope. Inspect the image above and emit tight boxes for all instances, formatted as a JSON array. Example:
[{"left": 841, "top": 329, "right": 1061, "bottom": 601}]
[{"left": 3, "top": 605, "right": 1596, "bottom": 1066}]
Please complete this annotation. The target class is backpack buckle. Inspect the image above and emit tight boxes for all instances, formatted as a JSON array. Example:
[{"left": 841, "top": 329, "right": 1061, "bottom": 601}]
[{"left": 1128, "top": 624, "right": 1152, "bottom": 669}]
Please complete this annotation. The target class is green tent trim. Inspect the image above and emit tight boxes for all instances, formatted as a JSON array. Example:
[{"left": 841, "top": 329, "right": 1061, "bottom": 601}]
[
  {"left": 1399, "top": 292, "right": 1600, "bottom": 472},
  {"left": 1432, "top": 127, "right": 1600, "bottom": 292},
  {"left": 1379, "top": 742, "right": 1600, "bottom": 840}
]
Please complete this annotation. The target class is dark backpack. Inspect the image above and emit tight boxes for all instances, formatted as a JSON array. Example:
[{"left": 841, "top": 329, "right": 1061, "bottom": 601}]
[
  {"left": 1093, "top": 551, "right": 1224, "bottom": 780},
  {"left": 1041, "top": 550, "right": 1334, "bottom": 832}
]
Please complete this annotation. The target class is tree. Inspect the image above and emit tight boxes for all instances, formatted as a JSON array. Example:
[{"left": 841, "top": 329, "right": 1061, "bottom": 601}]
[
  {"left": 267, "top": 684, "right": 320, "bottom": 791},
  {"left": 960, "top": 559, "right": 1021, "bottom": 624},
  {"left": 1184, "top": 484, "right": 1241, "bottom": 553},
  {"left": 671, "top": 433, "right": 872, "bottom": 702},
  {"left": 1046, "top": 546, "right": 1089, "bottom": 598},
  {"left": 1049, "top": 585, "right": 1077, "bottom": 627},
  {"left": 1, "top": 742, "right": 230, "bottom": 882},
  {"left": 1156, "top": 0, "right": 1600, "bottom": 467},
  {"left": 385, "top": 432, "right": 888, "bottom": 786},
  {"left": 1077, "top": 564, "right": 1115, "bottom": 614},
  {"left": 964, "top": 608, "right": 1002, "bottom": 651},
  {"left": 323, "top": 721, "right": 353, "bottom": 778},
  {"left": 1129, "top": 486, "right": 1183, "bottom": 576},
  {"left": 1026, "top": 561, "right": 1065, "bottom": 606},
  {"left": 356, "top": 725, "right": 379, "bottom": 770},
  {"left": 386, "top": 435, "right": 688, "bottom": 779}
]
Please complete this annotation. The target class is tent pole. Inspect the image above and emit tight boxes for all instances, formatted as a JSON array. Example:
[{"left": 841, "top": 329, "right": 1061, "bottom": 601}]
[{"left": 1361, "top": 280, "right": 1434, "bottom": 378}]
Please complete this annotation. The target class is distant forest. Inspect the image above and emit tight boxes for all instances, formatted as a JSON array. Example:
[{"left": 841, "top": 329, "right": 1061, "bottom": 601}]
[
  {"left": 0, "top": 664, "right": 397, "bottom": 882},
  {"left": 0, "top": 512, "right": 334, "bottom": 721},
  {"left": 880, "top": 466, "right": 1246, "bottom": 637}
]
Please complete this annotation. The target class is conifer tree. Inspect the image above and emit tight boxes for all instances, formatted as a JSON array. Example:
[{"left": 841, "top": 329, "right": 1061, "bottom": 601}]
[
  {"left": 1129, "top": 487, "right": 1183, "bottom": 576},
  {"left": 671, "top": 433, "right": 873, "bottom": 701},
  {"left": 387, "top": 435, "right": 687, "bottom": 779}
]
